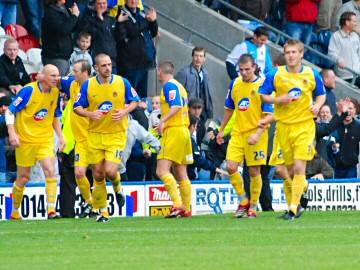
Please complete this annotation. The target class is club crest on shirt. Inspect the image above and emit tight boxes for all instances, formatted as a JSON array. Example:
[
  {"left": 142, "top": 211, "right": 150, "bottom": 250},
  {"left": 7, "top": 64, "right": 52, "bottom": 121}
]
[
  {"left": 113, "top": 91, "right": 118, "bottom": 98},
  {"left": 251, "top": 90, "right": 256, "bottom": 96},
  {"left": 238, "top": 97, "right": 250, "bottom": 111},
  {"left": 34, "top": 109, "right": 48, "bottom": 121},
  {"left": 169, "top": 90, "right": 176, "bottom": 101},
  {"left": 288, "top": 88, "right": 302, "bottom": 100},
  {"left": 98, "top": 101, "right": 113, "bottom": 114},
  {"left": 303, "top": 79, "right": 308, "bottom": 86}
]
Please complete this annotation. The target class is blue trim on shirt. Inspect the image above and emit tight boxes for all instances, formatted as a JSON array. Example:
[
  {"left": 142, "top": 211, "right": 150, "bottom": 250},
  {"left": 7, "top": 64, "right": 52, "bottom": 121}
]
[
  {"left": 60, "top": 76, "right": 75, "bottom": 98},
  {"left": 163, "top": 81, "right": 182, "bottom": 107},
  {"left": 74, "top": 79, "right": 89, "bottom": 108},
  {"left": 8, "top": 86, "right": 34, "bottom": 114},
  {"left": 224, "top": 79, "right": 236, "bottom": 109},
  {"left": 259, "top": 67, "right": 278, "bottom": 95},
  {"left": 123, "top": 78, "right": 140, "bottom": 104},
  {"left": 312, "top": 68, "right": 326, "bottom": 97}
]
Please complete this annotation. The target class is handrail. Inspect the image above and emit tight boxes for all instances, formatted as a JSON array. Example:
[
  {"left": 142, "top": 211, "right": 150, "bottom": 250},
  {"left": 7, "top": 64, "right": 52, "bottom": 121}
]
[
  {"left": 211, "top": 0, "right": 360, "bottom": 85},
  {"left": 143, "top": 3, "right": 231, "bottom": 53}
]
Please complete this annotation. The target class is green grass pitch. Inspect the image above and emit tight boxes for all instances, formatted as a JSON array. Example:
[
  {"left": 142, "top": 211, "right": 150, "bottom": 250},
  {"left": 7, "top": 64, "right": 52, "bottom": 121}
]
[{"left": 1, "top": 211, "right": 360, "bottom": 270}]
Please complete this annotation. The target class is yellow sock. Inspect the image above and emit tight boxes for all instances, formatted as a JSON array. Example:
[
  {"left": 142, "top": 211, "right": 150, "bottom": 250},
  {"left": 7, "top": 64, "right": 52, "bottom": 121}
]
[
  {"left": 250, "top": 175, "right": 262, "bottom": 208},
  {"left": 290, "top": 175, "right": 306, "bottom": 214},
  {"left": 283, "top": 178, "right": 292, "bottom": 208},
  {"left": 93, "top": 179, "right": 107, "bottom": 210},
  {"left": 46, "top": 178, "right": 57, "bottom": 213},
  {"left": 229, "top": 172, "right": 248, "bottom": 205},
  {"left": 161, "top": 174, "right": 181, "bottom": 208},
  {"left": 12, "top": 182, "right": 25, "bottom": 214},
  {"left": 179, "top": 179, "right": 192, "bottom": 211},
  {"left": 112, "top": 172, "right": 121, "bottom": 194},
  {"left": 76, "top": 176, "right": 92, "bottom": 205}
]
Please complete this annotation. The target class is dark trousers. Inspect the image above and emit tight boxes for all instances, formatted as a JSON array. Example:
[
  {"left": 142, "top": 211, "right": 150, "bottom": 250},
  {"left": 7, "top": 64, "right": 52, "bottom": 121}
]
[{"left": 121, "top": 69, "right": 148, "bottom": 98}]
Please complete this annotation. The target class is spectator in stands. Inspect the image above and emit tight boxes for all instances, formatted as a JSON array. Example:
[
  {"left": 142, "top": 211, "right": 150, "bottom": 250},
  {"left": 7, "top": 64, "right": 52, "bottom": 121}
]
[
  {"left": 306, "top": 153, "right": 334, "bottom": 180},
  {"left": 148, "top": 95, "right": 160, "bottom": 129},
  {"left": 0, "top": 0, "right": 17, "bottom": 28},
  {"left": 284, "top": 0, "right": 320, "bottom": 46},
  {"left": 331, "top": 97, "right": 360, "bottom": 178},
  {"left": 328, "top": 11, "right": 360, "bottom": 85},
  {"left": 20, "top": 0, "right": 43, "bottom": 38},
  {"left": 79, "top": 0, "right": 118, "bottom": 72},
  {"left": 317, "top": 0, "right": 342, "bottom": 31},
  {"left": 0, "top": 39, "right": 30, "bottom": 96},
  {"left": 336, "top": 0, "right": 360, "bottom": 30},
  {"left": 175, "top": 47, "right": 213, "bottom": 121},
  {"left": 226, "top": 27, "right": 273, "bottom": 80},
  {"left": 188, "top": 98, "right": 207, "bottom": 147},
  {"left": 115, "top": 0, "right": 158, "bottom": 98},
  {"left": 322, "top": 69, "right": 337, "bottom": 115},
  {"left": 0, "top": 94, "right": 11, "bottom": 182},
  {"left": 69, "top": 32, "right": 94, "bottom": 74},
  {"left": 42, "top": 0, "right": 80, "bottom": 76},
  {"left": 229, "top": 0, "right": 271, "bottom": 22}
]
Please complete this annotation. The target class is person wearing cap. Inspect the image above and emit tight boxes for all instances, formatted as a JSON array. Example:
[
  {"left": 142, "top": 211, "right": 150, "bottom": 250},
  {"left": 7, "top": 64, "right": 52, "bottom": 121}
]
[{"left": 188, "top": 97, "right": 206, "bottom": 146}]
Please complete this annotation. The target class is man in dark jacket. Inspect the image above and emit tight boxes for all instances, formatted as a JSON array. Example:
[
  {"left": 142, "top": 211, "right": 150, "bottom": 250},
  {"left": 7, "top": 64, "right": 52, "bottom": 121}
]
[
  {"left": 0, "top": 39, "right": 30, "bottom": 96},
  {"left": 175, "top": 47, "right": 213, "bottom": 121},
  {"left": 79, "top": 0, "right": 117, "bottom": 71},
  {"left": 41, "top": 0, "right": 80, "bottom": 76},
  {"left": 115, "top": 0, "right": 158, "bottom": 98}
]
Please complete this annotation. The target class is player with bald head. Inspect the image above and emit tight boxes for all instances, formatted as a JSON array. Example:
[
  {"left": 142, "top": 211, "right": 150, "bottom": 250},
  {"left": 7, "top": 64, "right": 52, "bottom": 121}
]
[{"left": 5, "top": 64, "right": 65, "bottom": 220}]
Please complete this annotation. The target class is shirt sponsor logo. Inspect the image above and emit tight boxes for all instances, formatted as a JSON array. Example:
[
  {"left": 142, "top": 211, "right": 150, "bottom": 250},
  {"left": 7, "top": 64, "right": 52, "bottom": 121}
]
[
  {"left": 98, "top": 101, "right": 113, "bottom": 114},
  {"left": 238, "top": 97, "right": 250, "bottom": 111},
  {"left": 34, "top": 109, "right": 48, "bottom": 121},
  {"left": 149, "top": 186, "right": 171, "bottom": 201},
  {"left": 288, "top": 88, "right": 302, "bottom": 100},
  {"left": 169, "top": 90, "right": 176, "bottom": 101}
]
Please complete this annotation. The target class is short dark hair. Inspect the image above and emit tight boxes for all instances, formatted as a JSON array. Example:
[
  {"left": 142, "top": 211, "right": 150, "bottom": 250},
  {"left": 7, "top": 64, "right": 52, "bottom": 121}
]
[
  {"left": 74, "top": 59, "right": 92, "bottom": 76},
  {"left": 188, "top": 97, "right": 204, "bottom": 109},
  {"left": 192, "top": 47, "right": 206, "bottom": 57},
  {"left": 189, "top": 113, "right": 199, "bottom": 127},
  {"left": 239, "top": 53, "right": 256, "bottom": 65},
  {"left": 158, "top": 61, "right": 174, "bottom": 75},
  {"left": 340, "top": 11, "right": 356, "bottom": 28},
  {"left": 254, "top": 26, "right": 269, "bottom": 38},
  {"left": 78, "top": 32, "right": 91, "bottom": 40}
]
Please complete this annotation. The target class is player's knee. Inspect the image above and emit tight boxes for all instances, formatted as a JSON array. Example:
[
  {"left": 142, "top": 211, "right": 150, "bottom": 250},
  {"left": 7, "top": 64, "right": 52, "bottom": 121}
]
[
  {"left": 17, "top": 174, "right": 30, "bottom": 185},
  {"left": 249, "top": 166, "right": 260, "bottom": 177},
  {"left": 93, "top": 170, "right": 105, "bottom": 181},
  {"left": 156, "top": 167, "right": 167, "bottom": 178},
  {"left": 227, "top": 163, "right": 238, "bottom": 175},
  {"left": 42, "top": 168, "right": 55, "bottom": 178},
  {"left": 105, "top": 170, "right": 117, "bottom": 180},
  {"left": 75, "top": 168, "right": 86, "bottom": 179}
]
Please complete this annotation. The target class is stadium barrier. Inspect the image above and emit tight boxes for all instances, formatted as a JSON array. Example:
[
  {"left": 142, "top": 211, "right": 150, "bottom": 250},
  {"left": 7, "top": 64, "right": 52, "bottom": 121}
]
[{"left": 0, "top": 179, "right": 359, "bottom": 220}]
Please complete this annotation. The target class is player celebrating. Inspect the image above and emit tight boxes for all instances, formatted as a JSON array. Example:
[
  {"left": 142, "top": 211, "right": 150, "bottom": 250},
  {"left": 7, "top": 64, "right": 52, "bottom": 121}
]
[
  {"left": 61, "top": 60, "right": 95, "bottom": 217},
  {"left": 216, "top": 54, "right": 273, "bottom": 218},
  {"left": 6, "top": 65, "right": 65, "bottom": 220},
  {"left": 155, "top": 61, "right": 193, "bottom": 218},
  {"left": 259, "top": 39, "right": 326, "bottom": 220},
  {"left": 74, "top": 54, "right": 139, "bottom": 222}
]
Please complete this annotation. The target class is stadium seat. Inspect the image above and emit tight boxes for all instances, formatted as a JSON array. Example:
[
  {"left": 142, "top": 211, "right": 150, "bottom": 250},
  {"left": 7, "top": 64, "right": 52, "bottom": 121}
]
[
  {"left": 17, "top": 49, "right": 27, "bottom": 62},
  {"left": 27, "top": 48, "right": 42, "bottom": 67},
  {"left": 5, "top": 24, "right": 40, "bottom": 52}
]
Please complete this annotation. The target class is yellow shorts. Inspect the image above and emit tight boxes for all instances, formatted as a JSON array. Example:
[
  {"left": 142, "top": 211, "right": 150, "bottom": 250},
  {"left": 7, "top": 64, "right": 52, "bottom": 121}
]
[
  {"left": 87, "top": 132, "right": 126, "bottom": 164},
  {"left": 226, "top": 129, "right": 268, "bottom": 166},
  {"left": 16, "top": 143, "right": 54, "bottom": 167},
  {"left": 157, "top": 126, "right": 193, "bottom": 165},
  {"left": 75, "top": 140, "right": 88, "bottom": 167},
  {"left": 277, "top": 120, "right": 315, "bottom": 165},
  {"left": 269, "top": 128, "right": 285, "bottom": 166}
]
